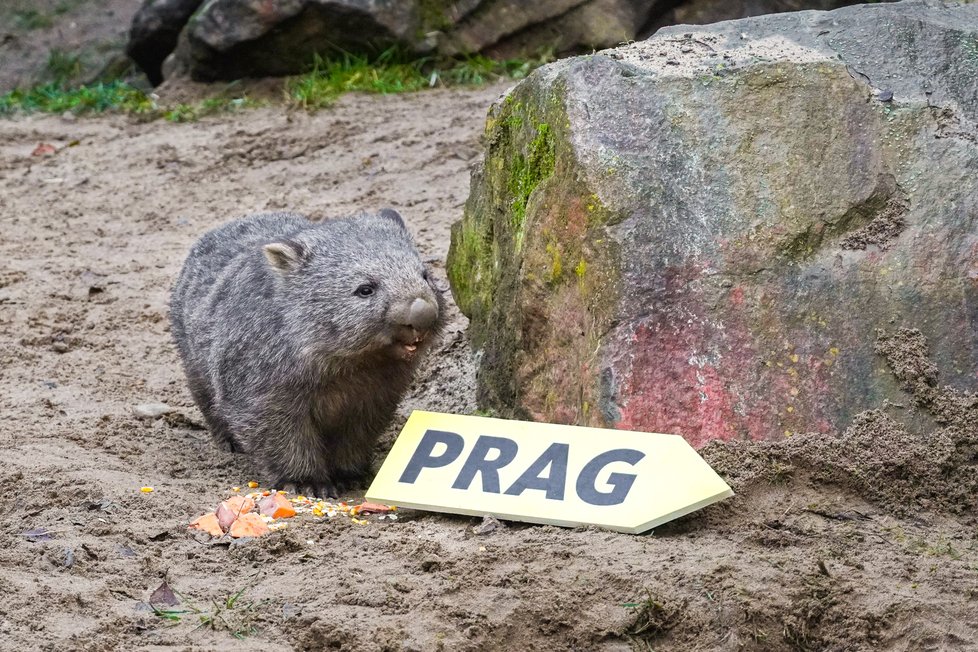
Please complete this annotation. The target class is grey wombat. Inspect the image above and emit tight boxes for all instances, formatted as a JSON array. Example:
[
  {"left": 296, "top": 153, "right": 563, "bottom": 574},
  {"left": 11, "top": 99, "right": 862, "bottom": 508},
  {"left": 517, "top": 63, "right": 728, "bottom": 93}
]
[{"left": 169, "top": 210, "right": 445, "bottom": 498}]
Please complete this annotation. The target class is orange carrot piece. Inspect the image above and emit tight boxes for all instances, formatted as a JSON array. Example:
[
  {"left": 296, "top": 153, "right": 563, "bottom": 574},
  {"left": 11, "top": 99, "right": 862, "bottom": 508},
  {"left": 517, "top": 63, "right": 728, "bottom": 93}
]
[
  {"left": 188, "top": 512, "right": 223, "bottom": 537},
  {"left": 228, "top": 512, "right": 270, "bottom": 538},
  {"left": 216, "top": 496, "right": 256, "bottom": 531},
  {"left": 354, "top": 501, "right": 392, "bottom": 514},
  {"left": 258, "top": 493, "right": 297, "bottom": 519}
]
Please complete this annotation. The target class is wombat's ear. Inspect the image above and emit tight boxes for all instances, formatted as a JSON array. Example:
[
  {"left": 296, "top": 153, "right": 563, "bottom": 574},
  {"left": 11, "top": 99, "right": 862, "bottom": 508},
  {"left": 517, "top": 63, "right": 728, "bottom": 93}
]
[
  {"left": 377, "top": 208, "right": 406, "bottom": 230},
  {"left": 263, "top": 239, "right": 306, "bottom": 273}
]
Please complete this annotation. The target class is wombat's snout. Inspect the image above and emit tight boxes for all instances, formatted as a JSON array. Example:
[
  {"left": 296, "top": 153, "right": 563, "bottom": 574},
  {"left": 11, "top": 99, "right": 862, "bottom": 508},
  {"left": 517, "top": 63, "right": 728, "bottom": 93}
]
[
  {"left": 390, "top": 297, "right": 438, "bottom": 356},
  {"left": 406, "top": 297, "right": 437, "bottom": 332}
]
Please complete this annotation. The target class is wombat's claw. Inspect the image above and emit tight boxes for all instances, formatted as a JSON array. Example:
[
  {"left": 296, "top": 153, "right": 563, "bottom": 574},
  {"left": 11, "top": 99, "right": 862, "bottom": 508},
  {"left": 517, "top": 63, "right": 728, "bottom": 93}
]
[{"left": 279, "top": 480, "right": 342, "bottom": 500}]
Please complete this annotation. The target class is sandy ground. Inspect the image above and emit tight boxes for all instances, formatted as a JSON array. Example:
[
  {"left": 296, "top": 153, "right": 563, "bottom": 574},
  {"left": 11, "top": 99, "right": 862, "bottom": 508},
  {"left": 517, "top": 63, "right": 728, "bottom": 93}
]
[
  {"left": 1, "top": 79, "right": 977, "bottom": 651},
  {"left": 0, "top": 0, "right": 142, "bottom": 93}
]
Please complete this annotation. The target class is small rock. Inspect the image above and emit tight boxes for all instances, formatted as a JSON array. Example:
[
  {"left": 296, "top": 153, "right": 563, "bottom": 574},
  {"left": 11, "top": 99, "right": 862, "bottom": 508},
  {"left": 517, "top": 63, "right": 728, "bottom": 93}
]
[
  {"left": 472, "top": 514, "right": 506, "bottom": 536},
  {"left": 877, "top": 89, "right": 894, "bottom": 102},
  {"left": 52, "top": 342, "right": 70, "bottom": 353},
  {"left": 149, "top": 580, "right": 179, "bottom": 606},
  {"left": 132, "top": 403, "right": 174, "bottom": 419}
]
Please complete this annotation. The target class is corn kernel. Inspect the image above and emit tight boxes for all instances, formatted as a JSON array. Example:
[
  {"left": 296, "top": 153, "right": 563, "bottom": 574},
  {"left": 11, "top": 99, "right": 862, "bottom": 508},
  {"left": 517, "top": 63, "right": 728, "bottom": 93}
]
[
  {"left": 247, "top": 481, "right": 259, "bottom": 488},
  {"left": 140, "top": 486, "right": 154, "bottom": 493}
]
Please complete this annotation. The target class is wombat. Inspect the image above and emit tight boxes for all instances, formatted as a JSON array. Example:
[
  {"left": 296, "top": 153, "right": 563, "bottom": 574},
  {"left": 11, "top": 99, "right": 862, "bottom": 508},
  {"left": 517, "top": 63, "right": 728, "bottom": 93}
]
[{"left": 169, "top": 209, "right": 445, "bottom": 498}]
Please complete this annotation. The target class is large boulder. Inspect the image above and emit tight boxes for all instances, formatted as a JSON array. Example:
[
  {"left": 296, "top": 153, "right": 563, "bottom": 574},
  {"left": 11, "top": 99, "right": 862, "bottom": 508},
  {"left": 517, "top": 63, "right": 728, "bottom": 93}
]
[
  {"left": 447, "top": 0, "right": 978, "bottom": 447},
  {"left": 127, "top": 0, "right": 204, "bottom": 85},
  {"left": 127, "top": 0, "right": 901, "bottom": 83},
  {"left": 439, "top": 0, "right": 664, "bottom": 59},
  {"left": 131, "top": 0, "right": 678, "bottom": 82},
  {"left": 167, "top": 0, "right": 422, "bottom": 81}
]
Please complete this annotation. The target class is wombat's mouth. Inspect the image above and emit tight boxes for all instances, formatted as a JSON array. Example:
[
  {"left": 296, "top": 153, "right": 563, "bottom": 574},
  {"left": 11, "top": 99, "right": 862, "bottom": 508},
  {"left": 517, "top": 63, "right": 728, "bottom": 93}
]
[{"left": 391, "top": 331, "right": 428, "bottom": 360}]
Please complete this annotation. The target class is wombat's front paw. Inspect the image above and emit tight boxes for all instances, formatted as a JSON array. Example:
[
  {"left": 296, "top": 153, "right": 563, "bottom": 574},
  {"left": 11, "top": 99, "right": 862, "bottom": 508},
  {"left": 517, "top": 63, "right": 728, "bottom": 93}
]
[{"left": 278, "top": 478, "right": 343, "bottom": 500}]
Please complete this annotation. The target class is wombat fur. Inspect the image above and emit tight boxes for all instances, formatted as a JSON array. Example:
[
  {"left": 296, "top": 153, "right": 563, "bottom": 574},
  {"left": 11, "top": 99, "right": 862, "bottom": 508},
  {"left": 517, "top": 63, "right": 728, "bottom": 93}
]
[{"left": 169, "top": 210, "right": 445, "bottom": 497}]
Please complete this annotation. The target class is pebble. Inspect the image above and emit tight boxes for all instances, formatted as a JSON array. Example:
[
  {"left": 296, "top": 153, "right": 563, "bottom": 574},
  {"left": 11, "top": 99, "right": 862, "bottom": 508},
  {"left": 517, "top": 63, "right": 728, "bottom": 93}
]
[
  {"left": 472, "top": 514, "right": 506, "bottom": 536},
  {"left": 52, "top": 342, "right": 69, "bottom": 353},
  {"left": 132, "top": 402, "right": 174, "bottom": 419}
]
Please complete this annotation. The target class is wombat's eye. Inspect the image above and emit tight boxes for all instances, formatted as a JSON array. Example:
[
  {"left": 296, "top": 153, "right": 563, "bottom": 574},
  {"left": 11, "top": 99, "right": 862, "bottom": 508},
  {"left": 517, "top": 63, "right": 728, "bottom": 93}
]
[
  {"left": 421, "top": 269, "right": 429, "bottom": 281},
  {"left": 354, "top": 283, "right": 376, "bottom": 298}
]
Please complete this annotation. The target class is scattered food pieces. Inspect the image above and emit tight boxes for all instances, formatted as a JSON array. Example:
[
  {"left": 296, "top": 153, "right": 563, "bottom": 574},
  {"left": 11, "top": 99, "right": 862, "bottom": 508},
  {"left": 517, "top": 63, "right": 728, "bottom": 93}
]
[
  {"left": 141, "top": 486, "right": 154, "bottom": 493},
  {"left": 351, "top": 501, "right": 392, "bottom": 515},
  {"left": 258, "top": 493, "right": 296, "bottom": 519},
  {"left": 224, "top": 495, "right": 255, "bottom": 513},
  {"left": 188, "top": 513, "right": 223, "bottom": 537},
  {"left": 187, "top": 484, "right": 399, "bottom": 539},
  {"left": 216, "top": 496, "right": 255, "bottom": 531},
  {"left": 132, "top": 403, "right": 174, "bottom": 419},
  {"left": 228, "top": 512, "right": 270, "bottom": 538}
]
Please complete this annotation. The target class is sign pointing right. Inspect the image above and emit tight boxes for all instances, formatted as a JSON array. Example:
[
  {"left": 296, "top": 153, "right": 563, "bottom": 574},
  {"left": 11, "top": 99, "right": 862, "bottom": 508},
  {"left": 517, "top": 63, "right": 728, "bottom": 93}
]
[{"left": 367, "top": 411, "right": 734, "bottom": 534}]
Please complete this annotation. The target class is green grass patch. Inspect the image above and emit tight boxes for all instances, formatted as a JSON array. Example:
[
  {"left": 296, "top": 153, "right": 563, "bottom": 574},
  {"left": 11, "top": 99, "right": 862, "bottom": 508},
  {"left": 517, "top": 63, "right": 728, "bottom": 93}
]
[
  {"left": 0, "top": 80, "right": 155, "bottom": 116},
  {"left": 1, "top": 49, "right": 550, "bottom": 120},
  {"left": 0, "top": 79, "right": 263, "bottom": 121},
  {"left": 163, "top": 97, "right": 263, "bottom": 123},
  {"left": 151, "top": 581, "right": 265, "bottom": 639},
  {"left": 286, "top": 50, "right": 548, "bottom": 110}
]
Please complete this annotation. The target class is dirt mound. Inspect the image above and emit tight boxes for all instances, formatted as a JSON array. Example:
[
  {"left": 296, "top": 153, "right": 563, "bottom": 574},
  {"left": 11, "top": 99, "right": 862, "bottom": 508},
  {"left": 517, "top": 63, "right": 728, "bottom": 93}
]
[{"left": 705, "top": 328, "right": 978, "bottom": 518}]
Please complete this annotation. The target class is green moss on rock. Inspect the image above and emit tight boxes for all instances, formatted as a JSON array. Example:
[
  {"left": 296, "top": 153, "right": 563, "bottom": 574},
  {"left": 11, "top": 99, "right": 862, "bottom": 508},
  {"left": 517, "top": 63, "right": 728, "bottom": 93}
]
[
  {"left": 448, "top": 72, "right": 623, "bottom": 424},
  {"left": 449, "top": 82, "right": 559, "bottom": 324},
  {"left": 508, "top": 123, "right": 555, "bottom": 247}
]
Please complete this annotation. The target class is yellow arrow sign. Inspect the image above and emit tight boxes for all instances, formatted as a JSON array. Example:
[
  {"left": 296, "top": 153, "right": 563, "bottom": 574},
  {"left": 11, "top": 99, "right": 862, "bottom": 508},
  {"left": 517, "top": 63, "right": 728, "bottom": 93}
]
[{"left": 366, "top": 411, "right": 733, "bottom": 533}]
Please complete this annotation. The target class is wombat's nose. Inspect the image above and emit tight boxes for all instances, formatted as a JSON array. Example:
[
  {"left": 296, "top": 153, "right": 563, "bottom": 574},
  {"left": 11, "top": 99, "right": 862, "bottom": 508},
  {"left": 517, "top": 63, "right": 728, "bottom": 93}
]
[{"left": 406, "top": 297, "right": 437, "bottom": 332}]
